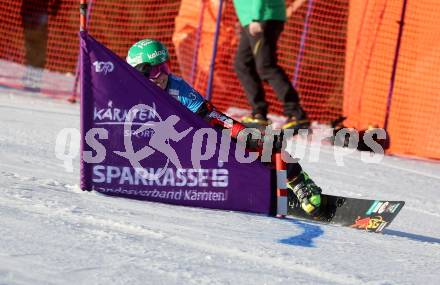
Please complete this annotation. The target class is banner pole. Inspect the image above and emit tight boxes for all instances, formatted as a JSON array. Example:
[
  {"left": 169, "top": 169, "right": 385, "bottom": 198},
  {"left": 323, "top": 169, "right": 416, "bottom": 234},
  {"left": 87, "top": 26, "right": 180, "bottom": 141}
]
[
  {"left": 79, "top": 0, "right": 88, "bottom": 31},
  {"left": 205, "top": 0, "right": 224, "bottom": 101},
  {"left": 68, "top": 0, "right": 93, "bottom": 103},
  {"left": 274, "top": 152, "right": 288, "bottom": 218}
]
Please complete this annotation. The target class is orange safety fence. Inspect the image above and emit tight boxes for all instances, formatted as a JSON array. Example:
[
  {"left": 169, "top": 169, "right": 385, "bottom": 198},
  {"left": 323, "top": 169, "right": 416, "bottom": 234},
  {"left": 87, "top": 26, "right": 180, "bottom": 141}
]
[
  {"left": 0, "top": 0, "right": 182, "bottom": 89},
  {"left": 344, "top": 0, "right": 440, "bottom": 159},
  {"left": 0, "top": 0, "right": 438, "bottom": 160},
  {"left": 0, "top": 0, "right": 346, "bottom": 121},
  {"left": 201, "top": 0, "right": 348, "bottom": 122}
]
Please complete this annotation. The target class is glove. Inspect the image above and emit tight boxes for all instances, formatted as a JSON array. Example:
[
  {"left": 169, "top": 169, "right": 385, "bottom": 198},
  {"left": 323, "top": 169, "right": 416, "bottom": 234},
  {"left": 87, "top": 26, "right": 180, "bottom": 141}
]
[
  {"left": 235, "top": 128, "right": 263, "bottom": 151},
  {"left": 242, "top": 129, "right": 285, "bottom": 153},
  {"left": 272, "top": 130, "right": 284, "bottom": 152}
]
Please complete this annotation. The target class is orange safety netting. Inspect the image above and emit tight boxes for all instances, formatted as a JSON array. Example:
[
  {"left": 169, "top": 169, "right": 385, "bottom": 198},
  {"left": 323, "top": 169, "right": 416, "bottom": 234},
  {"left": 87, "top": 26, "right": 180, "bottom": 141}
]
[
  {"left": 174, "top": 0, "right": 347, "bottom": 122},
  {"left": 0, "top": 0, "right": 438, "bottom": 159},
  {"left": 344, "top": 0, "right": 440, "bottom": 159},
  {"left": 0, "top": 0, "right": 182, "bottom": 87},
  {"left": 0, "top": 0, "right": 346, "bottom": 122}
]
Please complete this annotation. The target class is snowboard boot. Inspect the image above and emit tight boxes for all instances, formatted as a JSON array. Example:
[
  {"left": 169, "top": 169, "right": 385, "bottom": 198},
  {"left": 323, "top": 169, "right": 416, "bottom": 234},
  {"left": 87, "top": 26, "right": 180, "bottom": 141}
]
[
  {"left": 241, "top": 113, "right": 271, "bottom": 128},
  {"left": 282, "top": 106, "right": 310, "bottom": 131},
  {"left": 287, "top": 171, "right": 322, "bottom": 216}
]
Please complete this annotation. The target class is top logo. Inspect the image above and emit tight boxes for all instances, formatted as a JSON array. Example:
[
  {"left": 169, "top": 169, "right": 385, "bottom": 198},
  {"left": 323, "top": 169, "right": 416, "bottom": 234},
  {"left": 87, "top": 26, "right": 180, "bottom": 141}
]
[{"left": 93, "top": 61, "right": 114, "bottom": 75}]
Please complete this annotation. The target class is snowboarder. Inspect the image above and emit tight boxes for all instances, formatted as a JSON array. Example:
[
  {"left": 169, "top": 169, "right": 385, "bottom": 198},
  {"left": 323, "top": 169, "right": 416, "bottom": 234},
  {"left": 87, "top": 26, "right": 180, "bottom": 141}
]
[{"left": 126, "top": 39, "right": 322, "bottom": 215}]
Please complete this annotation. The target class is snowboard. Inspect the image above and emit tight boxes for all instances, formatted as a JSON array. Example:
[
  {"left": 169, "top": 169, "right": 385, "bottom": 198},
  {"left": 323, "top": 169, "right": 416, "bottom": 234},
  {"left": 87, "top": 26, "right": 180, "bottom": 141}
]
[{"left": 287, "top": 191, "right": 405, "bottom": 233}]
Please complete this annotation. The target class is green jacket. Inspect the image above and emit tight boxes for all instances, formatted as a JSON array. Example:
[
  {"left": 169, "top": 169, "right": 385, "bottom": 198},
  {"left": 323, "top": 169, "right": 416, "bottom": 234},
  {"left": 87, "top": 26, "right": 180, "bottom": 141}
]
[{"left": 233, "top": 0, "right": 286, "bottom": 27}]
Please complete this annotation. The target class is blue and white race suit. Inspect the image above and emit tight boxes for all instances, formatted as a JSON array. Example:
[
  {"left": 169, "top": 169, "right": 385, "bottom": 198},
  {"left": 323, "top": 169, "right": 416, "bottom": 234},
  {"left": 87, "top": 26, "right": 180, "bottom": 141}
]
[{"left": 165, "top": 74, "right": 205, "bottom": 113}]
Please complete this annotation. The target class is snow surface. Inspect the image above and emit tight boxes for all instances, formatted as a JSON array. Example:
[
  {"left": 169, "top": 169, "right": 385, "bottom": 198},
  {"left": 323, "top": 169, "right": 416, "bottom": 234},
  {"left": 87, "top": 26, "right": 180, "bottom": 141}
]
[{"left": 0, "top": 78, "right": 440, "bottom": 285}]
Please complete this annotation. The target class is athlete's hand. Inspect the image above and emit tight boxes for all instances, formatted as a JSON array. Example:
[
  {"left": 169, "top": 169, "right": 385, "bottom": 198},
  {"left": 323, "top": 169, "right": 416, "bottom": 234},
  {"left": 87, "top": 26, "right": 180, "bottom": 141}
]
[
  {"left": 249, "top": 22, "right": 263, "bottom": 36},
  {"left": 272, "top": 130, "right": 284, "bottom": 152}
]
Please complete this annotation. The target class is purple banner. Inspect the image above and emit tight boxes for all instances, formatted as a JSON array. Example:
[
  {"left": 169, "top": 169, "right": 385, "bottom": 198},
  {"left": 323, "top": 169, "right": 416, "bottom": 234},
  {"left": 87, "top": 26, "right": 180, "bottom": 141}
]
[{"left": 79, "top": 32, "right": 271, "bottom": 214}]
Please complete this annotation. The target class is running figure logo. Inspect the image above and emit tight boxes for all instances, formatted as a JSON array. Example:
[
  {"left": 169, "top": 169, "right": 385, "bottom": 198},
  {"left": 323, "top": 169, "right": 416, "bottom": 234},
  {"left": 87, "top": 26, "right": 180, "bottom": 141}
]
[{"left": 115, "top": 104, "right": 193, "bottom": 179}]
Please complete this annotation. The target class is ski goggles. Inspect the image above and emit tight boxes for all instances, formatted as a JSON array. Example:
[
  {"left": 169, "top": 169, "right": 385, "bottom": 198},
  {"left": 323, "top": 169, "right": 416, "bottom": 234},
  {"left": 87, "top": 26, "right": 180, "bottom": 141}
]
[{"left": 134, "top": 62, "right": 170, "bottom": 80}]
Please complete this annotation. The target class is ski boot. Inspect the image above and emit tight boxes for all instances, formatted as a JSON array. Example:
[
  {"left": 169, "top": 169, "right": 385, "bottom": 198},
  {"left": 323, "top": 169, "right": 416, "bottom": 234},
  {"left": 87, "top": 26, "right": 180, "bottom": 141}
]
[{"left": 287, "top": 171, "right": 322, "bottom": 216}]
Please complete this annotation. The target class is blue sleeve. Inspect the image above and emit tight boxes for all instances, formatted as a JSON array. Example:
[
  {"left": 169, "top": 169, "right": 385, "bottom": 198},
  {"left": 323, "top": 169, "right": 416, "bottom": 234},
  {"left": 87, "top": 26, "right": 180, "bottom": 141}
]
[
  {"left": 179, "top": 82, "right": 205, "bottom": 113},
  {"left": 167, "top": 75, "right": 205, "bottom": 113}
]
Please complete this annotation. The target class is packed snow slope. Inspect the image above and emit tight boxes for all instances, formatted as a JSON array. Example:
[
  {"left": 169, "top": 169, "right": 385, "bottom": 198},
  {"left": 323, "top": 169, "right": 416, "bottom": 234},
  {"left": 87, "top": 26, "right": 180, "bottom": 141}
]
[{"left": 0, "top": 87, "right": 439, "bottom": 285}]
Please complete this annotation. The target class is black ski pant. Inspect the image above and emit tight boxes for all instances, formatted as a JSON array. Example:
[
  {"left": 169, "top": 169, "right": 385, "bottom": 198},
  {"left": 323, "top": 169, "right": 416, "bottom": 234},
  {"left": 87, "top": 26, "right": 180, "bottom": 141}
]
[{"left": 234, "top": 20, "right": 300, "bottom": 118}]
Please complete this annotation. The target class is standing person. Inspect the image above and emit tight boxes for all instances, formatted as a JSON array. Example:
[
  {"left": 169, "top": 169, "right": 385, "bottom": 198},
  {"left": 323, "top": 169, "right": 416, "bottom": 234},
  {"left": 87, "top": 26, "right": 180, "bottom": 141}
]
[
  {"left": 20, "top": 0, "right": 61, "bottom": 90},
  {"left": 126, "top": 39, "right": 322, "bottom": 215},
  {"left": 233, "top": 0, "right": 309, "bottom": 130}
]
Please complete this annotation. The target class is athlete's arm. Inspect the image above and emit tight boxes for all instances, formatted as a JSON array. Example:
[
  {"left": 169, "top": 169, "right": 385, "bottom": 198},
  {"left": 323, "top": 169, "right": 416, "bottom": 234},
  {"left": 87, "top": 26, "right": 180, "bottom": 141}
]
[{"left": 196, "top": 101, "right": 268, "bottom": 151}]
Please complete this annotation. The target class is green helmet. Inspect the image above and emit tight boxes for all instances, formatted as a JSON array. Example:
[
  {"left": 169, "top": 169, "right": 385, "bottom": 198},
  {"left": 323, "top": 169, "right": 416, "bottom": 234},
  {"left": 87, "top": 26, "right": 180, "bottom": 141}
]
[{"left": 126, "top": 39, "right": 169, "bottom": 67}]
